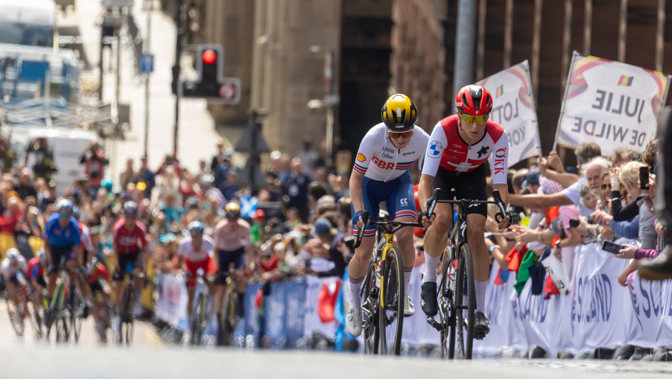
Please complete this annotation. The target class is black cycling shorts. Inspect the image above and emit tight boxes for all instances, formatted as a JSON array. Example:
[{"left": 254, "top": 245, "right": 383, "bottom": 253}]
[
  {"left": 112, "top": 251, "right": 142, "bottom": 281},
  {"left": 215, "top": 247, "right": 245, "bottom": 285},
  {"left": 433, "top": 163, "right": 488, "bottom": 217}
]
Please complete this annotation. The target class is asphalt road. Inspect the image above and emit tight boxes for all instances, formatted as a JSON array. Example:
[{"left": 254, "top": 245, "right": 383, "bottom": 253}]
[{"left": 2, "top": 302, "right": 672, "bottom": 379}]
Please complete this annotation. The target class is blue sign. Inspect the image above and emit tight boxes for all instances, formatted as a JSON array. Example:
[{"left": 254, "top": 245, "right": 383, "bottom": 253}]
[{"left": 140, "top": 52, "right": 154, "bottom": 74}]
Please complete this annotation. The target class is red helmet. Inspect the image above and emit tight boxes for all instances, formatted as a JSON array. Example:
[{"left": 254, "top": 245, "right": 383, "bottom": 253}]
[{"left": 455, "top": 85, "right": 493, "bottom": 116}]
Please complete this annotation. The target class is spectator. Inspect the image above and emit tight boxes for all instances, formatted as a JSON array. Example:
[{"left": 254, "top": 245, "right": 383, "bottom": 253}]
[
  {"left": 0, "top": 134, "right": 16, "bottom": 172},
  {"left": 25, "top": 137, "right": 57, "bottom": 181},
  {"left": 14, "top": 168, "right": 37, "bottom": 201},
  {"left": 136, "top": 154, "right": 156, "bottom": 199},
  {"left": 298, "top": 135, "right": 319, "bottom": 178},
  {"left": 281, "top": 157, "right": 311, "bottom": 223},
  {"left": 304, "top": 218, "right": 346, "bottom": 278},
  {"left": 80, "top": 141, "right": 108, "bottom": 189},
  {"left": 119, "top": 158, "right": 136, "bottom": 190},
  {"left": 37, "top": 179, "right": 57, "bottom": 212}
]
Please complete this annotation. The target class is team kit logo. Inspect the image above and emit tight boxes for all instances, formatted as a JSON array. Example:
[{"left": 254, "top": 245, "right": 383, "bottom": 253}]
[
  {"left": 357, "top": 153, "right": 367, "bottom": 162},
  {"left": 427, "top": 141, "right": 444, "bottom": 157}
]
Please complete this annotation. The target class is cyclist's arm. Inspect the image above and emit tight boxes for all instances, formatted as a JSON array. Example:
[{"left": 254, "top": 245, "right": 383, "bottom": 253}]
[
  {"left": 75, "top": 244, "right": 84, "bottom": 266},
  {"left": 43, "top": 239, "right": 52, "bottom": 263},
  {"left": 492, "top": 183, "right": 509, "bottom": 211},
  {"left": 417, "top": 173, "right": 435, "bottom": 212},
  {"left": 349, "top": 170, "right": 365, "bottom": 215}
]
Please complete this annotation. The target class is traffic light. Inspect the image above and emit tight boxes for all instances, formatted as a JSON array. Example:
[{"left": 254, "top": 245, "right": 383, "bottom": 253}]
[
  {"left": 196, "top": 45, "right": 222, "bottom": 95},
  {"left": 181, "top": 44, "right": 241, "bottom": 104}
]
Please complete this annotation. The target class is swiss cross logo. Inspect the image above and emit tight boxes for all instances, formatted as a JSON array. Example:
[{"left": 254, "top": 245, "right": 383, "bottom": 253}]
[{"left": 371, "top": 156, "right": 395, "bottom": 170}]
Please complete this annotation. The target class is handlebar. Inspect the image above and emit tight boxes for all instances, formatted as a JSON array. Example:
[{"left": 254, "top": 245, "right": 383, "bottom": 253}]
[
  {"left": 424, "top": 188, "right": 509, "bottom": 224},
  {"left": 352, "top": 210, "right": 424, "bottom": 249}
]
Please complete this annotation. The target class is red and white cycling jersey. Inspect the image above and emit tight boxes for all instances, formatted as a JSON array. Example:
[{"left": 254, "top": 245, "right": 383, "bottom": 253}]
[
  {"left": 352, "top": 123, "right": 430, "bottom": 182},
  {"left": 422, "top": 115, "right": 509, "bottom": 184},
  {"left": 178, "top": 235, "right": 215, "bottom": 262}
]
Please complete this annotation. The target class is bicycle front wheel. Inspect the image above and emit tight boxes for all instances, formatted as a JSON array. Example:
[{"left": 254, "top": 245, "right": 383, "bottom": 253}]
[
  {"left": 191, "top": 292, "right": 207, "bottom": 345},
  {"left": 70, "top": 291, "right": 83, "bottom": 343},
  {"left": 361, "top": 260, "right": 379, "bottom": 355},
  {"left": 5, "top": 293, "right": 25, "bottom": 337},
  {"left": 378, "top": 246, "right": 404, "bottom": 356},
  {"left": 454, "top": 243, "right": 475, "bottom": 359},
  {"left": 438, "top": 246, "right": 455, "bottom": 359}
]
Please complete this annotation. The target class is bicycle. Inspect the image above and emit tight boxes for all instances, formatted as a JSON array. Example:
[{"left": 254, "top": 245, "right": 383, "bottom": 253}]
[
  {"left": 353, "top": 210, "right": 423, "bottom": 356},
  {"left": 189, "top": 268, "right": 213, "bottom": 346},
  {"left": 45, "top": 264, "right": 83, "bottom": 343},
  {"left": 115, "top": 267, "right": 144, "bottom": 345},
  {"left": 216, "top": 269, "right": 241, "bottom": 347},
  {"left": 4, "top": 273, "right": 36, "bottom": 338},
  {"left": 424, "top": 188, "right": 508, "bottom": 359}
]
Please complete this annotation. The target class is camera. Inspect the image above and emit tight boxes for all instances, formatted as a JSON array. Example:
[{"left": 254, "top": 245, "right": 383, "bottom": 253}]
[
  {"left": 569, "top": 218, "right": 580, "bottom": 228},
  {"left": 342, "top": 235, "right": 355, "bottom": 249}
]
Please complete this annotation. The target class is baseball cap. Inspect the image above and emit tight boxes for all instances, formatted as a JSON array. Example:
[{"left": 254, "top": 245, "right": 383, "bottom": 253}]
[{"left": 313, "top": 218, "right": 334, "bottom": 237}]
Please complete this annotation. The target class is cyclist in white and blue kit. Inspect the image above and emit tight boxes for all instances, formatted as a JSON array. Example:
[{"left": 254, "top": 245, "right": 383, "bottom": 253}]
[{"left": 345, "top": 93, "right": 430, "bottom": 336}]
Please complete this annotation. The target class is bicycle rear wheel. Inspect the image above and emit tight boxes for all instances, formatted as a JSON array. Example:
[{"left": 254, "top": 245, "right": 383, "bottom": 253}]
[
  {"left": 360, "top": 261, "right": 379, "bottom": 355},
  {"left": 454, "top": 243, "right": 475, "bottom": 359},
  {"left": 378, "top": 246, "right": 404, "bottom": 356}
]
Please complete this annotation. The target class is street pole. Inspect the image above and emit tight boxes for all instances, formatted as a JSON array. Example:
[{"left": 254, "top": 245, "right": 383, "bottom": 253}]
[
  {"left": 172, "top": 0, "right": 184, "bottom": 159},
  {"left": 143, "top": 0, "right": 152, "bottom": 158},
  {"left": 98, "top": 24, "right": 104, "bottom": 102},
  {"left": 324, "top": 50, "right": 334, "bottom": 169},
  {"left": 453, "top": 0, "right": 476, "bottom": 111},
  {"left": 114, "top": 9, "right": 123, "bottom": 137}
]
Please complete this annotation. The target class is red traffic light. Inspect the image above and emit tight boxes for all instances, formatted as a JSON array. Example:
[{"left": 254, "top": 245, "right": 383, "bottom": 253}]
[{"left": 201, "top": 49, "right": 216, "bottom": 65}]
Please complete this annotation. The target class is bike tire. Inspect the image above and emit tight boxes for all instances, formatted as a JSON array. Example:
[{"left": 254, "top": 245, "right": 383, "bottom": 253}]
[
  {"left": 191, "top": 292, "right": 207, "bottom": 346},
  {"left": 56, "top": 313, "right": 69, "bottom": 343},
  {"left": 46, "top": 285, "right": 63, "bottom": 341},
  {"left": 5, "top": 293, "right": 25, "bottom": 337},
  {"left": 438, "top": 246, "right": 455, "bottom": 359},
  {"left": 70, "top": 292, "right": 83, "bottom": 343},
  {"left": 221, "top": 286, "right": 238, "bottom": 347},
  {"left": 378, "top": 246, "right": 404, "bottom": 356},
  {"left": 360, "top": 261, "right": 378, "bottom": 355},
  {"left": 454, "top": 243, "right": 475, "bottom": 359}
]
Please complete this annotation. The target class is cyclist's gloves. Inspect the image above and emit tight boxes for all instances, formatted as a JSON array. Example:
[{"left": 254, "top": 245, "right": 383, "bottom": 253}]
[{"left": 353, "top": 210, "right": 364, "bottom": 226}]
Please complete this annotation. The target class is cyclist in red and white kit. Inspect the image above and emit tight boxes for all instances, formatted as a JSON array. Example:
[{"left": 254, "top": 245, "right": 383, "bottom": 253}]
[
  {"left": 178, "top": 220, "right": 216, "bottom": 320},
  {"left": 418, "top": 85, "right": 511, "bottom": 339},
  {"left": 112, "top": 201, "right": 147, "bottom": 315}
]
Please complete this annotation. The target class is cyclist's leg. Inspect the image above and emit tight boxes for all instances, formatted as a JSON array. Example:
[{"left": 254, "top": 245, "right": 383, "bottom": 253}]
[
  {"left": 348, "top": 176, "right": 382, "bottom": 308},
  {"left": 386, "top": 172, "right": 417, "bottom": 311},
  {"left": 184, "top": 258, "right": 199, "bottom": 320},
  {"left": 130, "top": 252, "right": 144, "bottom": 310},
  {"left": 46, "top": 249, "right": 64, "bottom": 299},
  {"left": 64, "top": 249, "right": 80, "bottom": 303},
  {"left": 112, "top": 254, "right": 129, "bottom": 310},
  {"left": 212, "top": 249, "right": 236, "bottom": 319}
]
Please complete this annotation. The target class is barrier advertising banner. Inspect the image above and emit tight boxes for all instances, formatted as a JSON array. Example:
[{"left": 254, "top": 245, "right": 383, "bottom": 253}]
[
  {"left": 556, "top": 51, "right": 670, "bottom": 156},
  {"left": 478, "top": 60, "right": 542, "bottom": 166}
]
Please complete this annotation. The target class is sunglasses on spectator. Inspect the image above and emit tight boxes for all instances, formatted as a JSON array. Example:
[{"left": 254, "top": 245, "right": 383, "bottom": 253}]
[
  {"left": 459, "top": 112, "right": 489, "bottom": 125},
  {"left": 388, "top": 130, "right": 414, "bottom": 139},
  {"left": 601, "top": 184, "right": 611, "bottom": 189}
]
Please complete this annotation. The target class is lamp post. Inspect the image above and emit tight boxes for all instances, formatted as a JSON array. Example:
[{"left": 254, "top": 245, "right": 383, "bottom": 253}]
[{"left": 308, "top": 46, "right": 338, "bottom": 168}]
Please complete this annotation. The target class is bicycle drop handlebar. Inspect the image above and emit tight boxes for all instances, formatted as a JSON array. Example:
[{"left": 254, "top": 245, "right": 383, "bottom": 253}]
[
  {"left": 352, "top": 210, "right": 424, "bottom": 249},
  {"left": 425, "top": 188, "right": 509, "bottom": 224}
]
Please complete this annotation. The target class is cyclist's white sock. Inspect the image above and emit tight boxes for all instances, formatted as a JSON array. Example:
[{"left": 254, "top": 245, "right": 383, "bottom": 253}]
[
  {"left": 403, "top": 266, "right": 413, "bottom": 298},
  {"left": 422, "top": 253, "right": 439, "bottom": 283},
  {"left": 475, "top": 280, "right": 488, "bottom": 313},
  {"left": 349, "top": 275, "right": 364, "bottom": 309}
]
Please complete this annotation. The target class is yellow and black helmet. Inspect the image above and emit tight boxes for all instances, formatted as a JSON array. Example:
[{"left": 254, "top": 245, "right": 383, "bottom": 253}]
[
  {"left": 381, "top": 93, "right": 417, "bottom": 132},
  {"left": 224, "top": 201, "right": 241, "bottom": 218}
]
